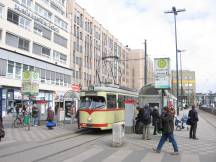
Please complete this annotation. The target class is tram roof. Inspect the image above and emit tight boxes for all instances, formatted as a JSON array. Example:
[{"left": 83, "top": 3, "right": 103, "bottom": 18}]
[{"left": 81, "top": 84, "right": 138, "bottom": 96}]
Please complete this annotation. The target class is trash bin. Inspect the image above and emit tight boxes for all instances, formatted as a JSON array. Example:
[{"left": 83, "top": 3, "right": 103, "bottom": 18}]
[{"left": 112, "top": 122, "right": 125, "bottom": 147}]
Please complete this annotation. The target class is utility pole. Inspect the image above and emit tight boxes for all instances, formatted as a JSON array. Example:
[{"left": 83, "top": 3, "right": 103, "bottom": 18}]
[
  {"left": 164, "top": 6, "right": 186, "bottom": 115},
  {"left": 144, "top": 39, "right": 147, "bottom": 85}
]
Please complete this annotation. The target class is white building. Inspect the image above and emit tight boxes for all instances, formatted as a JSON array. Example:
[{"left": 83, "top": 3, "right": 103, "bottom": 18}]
[{"left": 0, "top": 0, "right": 72, "bottom": 117}]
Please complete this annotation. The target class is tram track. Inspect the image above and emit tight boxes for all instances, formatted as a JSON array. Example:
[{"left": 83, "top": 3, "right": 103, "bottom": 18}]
[
  {"left": 0, "top": 129, "right": 92, "bottom": 158},
  {"left": 32, "top": 135, "right": 106, "bottom": 162}
]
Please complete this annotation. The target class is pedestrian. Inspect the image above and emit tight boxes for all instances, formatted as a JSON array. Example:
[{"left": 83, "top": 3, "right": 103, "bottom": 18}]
[
  {"left": 46, "top": 107, "right": 56, "bottom": 129},
  {"left": 75, "top": 109, "right": 80, "bottom": 129},
  {"left": 15, "top": 104, "right": 20, "bottom": 117},
  {"left": 70, "top": 104, "right": 76, "bottom": 124},
  {"left": 181, "top": 107, "right": 189, "bottom": 130},
  {"left": 188, "top": 105, "right": 199, "bottom": 139},
  {"left": 0, "top": 117, "right": 5, "bottom": 141},
  {"left": 140, "top": 104, "right": 152, "bottom": 140},
  {"left": 152, "top": 106, "right": 160, "bottom": 135},
  {"left": 32, "top": 104, "right": 39, "bottom": 126},
  {"left": 153, "top": 106, "right": 179, "bottom": 155},
  {"left": 135, "top": 106, "right": 144, "bottom": 134}
]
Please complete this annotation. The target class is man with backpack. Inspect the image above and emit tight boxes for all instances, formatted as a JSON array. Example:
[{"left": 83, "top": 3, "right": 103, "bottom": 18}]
[{"left": 140, "top": 104, "right": 152, "bottom": 140}]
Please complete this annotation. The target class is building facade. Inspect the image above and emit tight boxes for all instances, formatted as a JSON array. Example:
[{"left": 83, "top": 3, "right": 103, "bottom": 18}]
[
  {"left": 67, "top": 0, "right": 130, "bottom": 88},
  {"left": 0, "top": 0, "right": 134, "bottom": 117},
  {"left": 171, "top": 70, "right": 196, "bottom": 106},
  {"left": 0, "top": 0, "right": 71, "bottom": 117},
  {"left": 128, "top": 49, "right": 154, "bottom": 90}
]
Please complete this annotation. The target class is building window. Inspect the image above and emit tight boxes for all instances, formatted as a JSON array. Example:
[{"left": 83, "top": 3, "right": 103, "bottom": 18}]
[
  {"left": 55, "top": 73, "right": 60, "bottom": 85},
  {"left": 51, "top": 71, "right": 55, "bottom": 84},
  {"left": 40, "top": 69, "right": 46, "bottom": 83},
  {"left": 54, "top": 33, "right": 67, "bottom": 47},
  {"left": 35, "top": 3, "right": 52, "bottom": 21},
  {"left": 0, "top": 59, "right": 6, "bottom": 76},
  {"left": 0, "top": 5, "right": 3, "bottom": 18},
  {"left": 33, "top": 43, "right": 51, "bottom": 57},
  {"left": 7, "top": 9, "right": 18, "bottom": 24},
  {"left": 53, "top": 50, "right": 67, "bottom": 63},
  {"left": 7, "top": 61, "right": 14, "bottom": 78},
  {"left": 50, "top": 3, "right": 64, "bottom": 15},
  {"left": 34, "top": 23, "right": 51, "bottom": 40},
  {"left": 15, "top": 63, "right": 22, "bottom": 79},
  {"left": 21, "top": 0, "right": 32, "bottom": 8},
  {"left": 7, "top": 10, "right": 31, "bottom": 30},
  {"left": 6, "top": 32, "right": 30, "bottom": 51},
  {"left": 54, "top": 16, "right": 68, "bottom": 31}
]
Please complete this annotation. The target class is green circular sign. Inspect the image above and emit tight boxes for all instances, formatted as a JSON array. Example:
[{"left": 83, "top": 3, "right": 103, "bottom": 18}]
[{"left": 157, "top": 59, "right": 167, "bottom": 68}]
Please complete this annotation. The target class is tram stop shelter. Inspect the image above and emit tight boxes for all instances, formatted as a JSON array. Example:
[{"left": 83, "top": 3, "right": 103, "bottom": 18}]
[{"left": 139, "top": 84, "right": 176, "bottom": 114}]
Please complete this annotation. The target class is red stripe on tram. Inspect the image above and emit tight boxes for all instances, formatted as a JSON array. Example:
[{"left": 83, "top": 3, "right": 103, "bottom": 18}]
[
  {"left": 80, "top": 108, "right": 124, "bottom": 115},
  {"left": 80, "top": 123, "right": 108, "bottom": 127}
]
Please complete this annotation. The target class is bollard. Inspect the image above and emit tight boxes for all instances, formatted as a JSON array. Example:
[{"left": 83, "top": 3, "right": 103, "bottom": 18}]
[{"left": 112, "top": 122, "right": 125, "bottom": 147}]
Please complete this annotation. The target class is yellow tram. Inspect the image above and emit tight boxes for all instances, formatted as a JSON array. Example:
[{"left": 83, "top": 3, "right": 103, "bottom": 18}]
[{"left": 79, "top": 85, "right": 138, "bottom": 130}]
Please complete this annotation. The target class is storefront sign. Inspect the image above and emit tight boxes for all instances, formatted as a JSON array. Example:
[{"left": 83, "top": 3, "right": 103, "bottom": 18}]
[
  {"left": 14, "top": 1, "right": 59, "bottom": 32},
  {"left": 71, "top": 84, "right": 80, "bottom": 92},
  {"left": 154, "top": 58, "right": 171, "bottom": 89}
]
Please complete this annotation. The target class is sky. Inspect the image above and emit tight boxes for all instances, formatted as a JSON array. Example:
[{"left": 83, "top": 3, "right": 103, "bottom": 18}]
[{"left": 76, "top": 0, "right": 216, "bottom": 93}]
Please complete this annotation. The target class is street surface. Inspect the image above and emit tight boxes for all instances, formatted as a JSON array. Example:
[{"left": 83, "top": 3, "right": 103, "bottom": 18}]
[{"left": 0, "top": 109, "right": 215, "bottom": 162}]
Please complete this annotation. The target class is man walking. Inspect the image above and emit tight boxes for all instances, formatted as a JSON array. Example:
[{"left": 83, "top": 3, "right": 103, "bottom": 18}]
[
  {"left": 140, "top": 104, "right": 152, "bottom": 140},
  {"left": 188, "top": 105, "right": 199, "bottom": 139},
  {"left": 153, "top": 106, "right": 179, "bottom": 155}
]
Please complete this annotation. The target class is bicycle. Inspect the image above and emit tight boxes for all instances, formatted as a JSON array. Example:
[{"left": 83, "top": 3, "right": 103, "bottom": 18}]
[{"left": 13, "top": 114, "right": 24, "bottom": 128}]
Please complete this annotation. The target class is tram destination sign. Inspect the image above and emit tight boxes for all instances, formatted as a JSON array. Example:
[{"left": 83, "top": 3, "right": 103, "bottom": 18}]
[{"left": 154, "top": 58, "right": 171, "bottom": 89}]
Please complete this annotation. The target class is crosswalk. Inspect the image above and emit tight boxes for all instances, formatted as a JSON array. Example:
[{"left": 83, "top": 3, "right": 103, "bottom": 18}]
[{"left": 61, "top": 146, "right": 202, "bottom": 162}]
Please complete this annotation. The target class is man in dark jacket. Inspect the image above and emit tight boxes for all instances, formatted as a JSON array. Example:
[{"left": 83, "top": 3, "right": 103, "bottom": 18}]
[
  {"left": 152, "top": 106, "right": 160, "bottom": 135},
  {"left": 188, "top": 105, "right": 199, "bottom": 139},
  {"left": 140, "top": 104, "right": 152, "bottom": 140},
  {"left": 153, "top": 106, "right": 179, "bottom": 155}
]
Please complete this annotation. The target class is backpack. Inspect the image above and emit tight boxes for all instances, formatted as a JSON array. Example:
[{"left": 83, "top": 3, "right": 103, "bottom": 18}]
[{"left": 142, "top": 109, "right": 151, "bottom": 123}]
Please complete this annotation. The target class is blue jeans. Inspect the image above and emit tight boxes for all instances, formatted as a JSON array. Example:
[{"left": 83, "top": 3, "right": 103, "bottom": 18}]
[
  {"left": 32, "top": 117, "right": 38, "bottom": 126},
  {"left": 156, "top": 132, "right": 179, "bottom": 152}
]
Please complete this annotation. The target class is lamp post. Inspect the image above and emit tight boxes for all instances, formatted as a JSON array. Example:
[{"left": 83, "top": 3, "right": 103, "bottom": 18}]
[
  {"left": 144, "top": 39, "right": 147, "bottom": 85},
  {"left": 177, "top": 49, "right": 186, "bottom": 110},
  {"left": 164, "top": 6, "right": 186, "bottom": 115}
]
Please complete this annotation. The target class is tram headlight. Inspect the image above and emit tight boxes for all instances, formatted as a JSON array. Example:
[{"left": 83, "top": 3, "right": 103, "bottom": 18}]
[{"left": 87, "top": 117, "right": 92, "bottom": 122}]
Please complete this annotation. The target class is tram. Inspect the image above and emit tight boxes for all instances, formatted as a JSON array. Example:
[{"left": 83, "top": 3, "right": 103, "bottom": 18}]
[{"left": 79, "top": 84, "right": 138, "bottom": 130}]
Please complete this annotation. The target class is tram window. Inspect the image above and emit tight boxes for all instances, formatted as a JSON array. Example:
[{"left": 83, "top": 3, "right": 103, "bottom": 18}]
[
  {"left": 118, "top": 95, "right": 125, "bottom": 108},
  {"left": 80, "top": 96, "right": 105, "bottom": 109},
  {"left": 107, "top": 94, "right": 117, "bottom": 109}
]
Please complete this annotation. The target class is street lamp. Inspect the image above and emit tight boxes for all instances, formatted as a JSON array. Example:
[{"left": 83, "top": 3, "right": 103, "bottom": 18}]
[
  {"left": 164, "top": 6, "right": 186, "bottom": 115},
  {"left": 177, "top": 49, "right": 186, "bottom": 110}
]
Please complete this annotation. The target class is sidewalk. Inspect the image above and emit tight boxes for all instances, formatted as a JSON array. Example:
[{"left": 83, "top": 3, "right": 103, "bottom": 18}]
[{"left": 1, "top": 115, "right": 79, "bottom": 144}]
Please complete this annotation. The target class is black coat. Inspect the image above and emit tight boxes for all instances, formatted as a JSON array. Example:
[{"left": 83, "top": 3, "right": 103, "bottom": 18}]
[
  {"left": 161, "top": 112, "right": 174, "bottom": 133},
  {"left": 188, "top": 108, "right": 199, "bottom": 124},
  {"left": 152, "top": 109, "right": 160, "bottom": 126}
]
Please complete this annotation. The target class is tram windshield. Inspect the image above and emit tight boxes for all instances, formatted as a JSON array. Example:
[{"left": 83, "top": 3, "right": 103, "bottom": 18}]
[{"left": 80, "top": 96, "right": 106, "bottom": 109}]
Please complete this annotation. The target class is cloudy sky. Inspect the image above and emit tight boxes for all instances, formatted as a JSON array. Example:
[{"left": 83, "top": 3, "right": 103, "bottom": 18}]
[{"left": 76, "top": 0, "right": 216, "bottom": 93}]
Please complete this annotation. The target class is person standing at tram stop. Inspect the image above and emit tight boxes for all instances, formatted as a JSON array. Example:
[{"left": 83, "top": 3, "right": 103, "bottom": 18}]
[
  {"left": 152, "top": 106, "right": 160, "bottom": 135},
  {"left": 32, "top": 104, "right": 39, "bottom": 127},
  {"left": 188, "top": 105, "right": 199, "bottom": 139},
  {"left": 153, "top": 106, "right": 179, "bottom": 155},
  {"left": 70, "top": 104, "right": 76, "bottom": 124},
  {"left": 140, "top": 104, "right": 152, "bottom": 140}
]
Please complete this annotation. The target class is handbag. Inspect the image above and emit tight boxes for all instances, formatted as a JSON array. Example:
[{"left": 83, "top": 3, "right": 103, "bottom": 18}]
[
  {"left": 186, "top": 118, "right": 191, "bottom": 125},
  {"left": 0, "top": 129, "right": 5, "bottom": 138}
]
